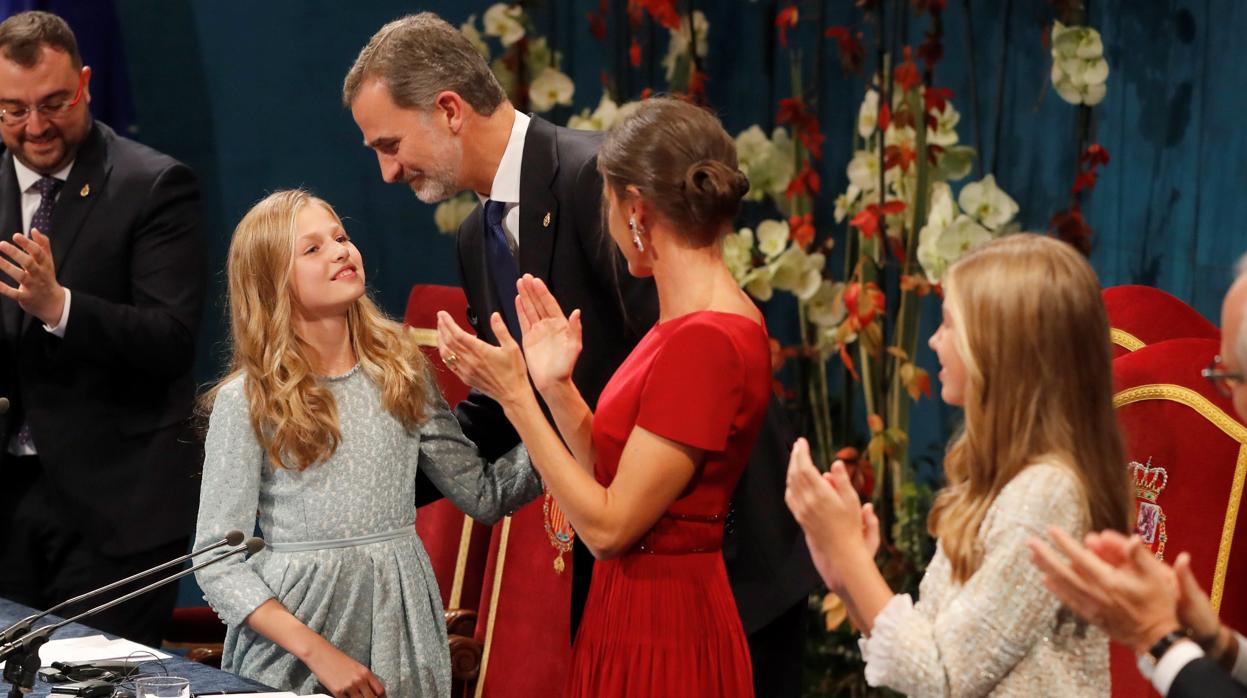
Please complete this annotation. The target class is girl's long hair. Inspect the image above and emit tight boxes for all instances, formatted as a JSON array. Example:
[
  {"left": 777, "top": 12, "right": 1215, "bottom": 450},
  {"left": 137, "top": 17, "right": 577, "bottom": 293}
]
[
  {"left": 928, "top": 233, "right": 1133, "bottom": 583},
  {"left": 203, "top": 189, "right": 432, "bottom": 471}
]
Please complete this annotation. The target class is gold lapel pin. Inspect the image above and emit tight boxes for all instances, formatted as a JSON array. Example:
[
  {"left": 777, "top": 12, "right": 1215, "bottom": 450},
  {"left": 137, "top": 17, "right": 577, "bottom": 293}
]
[
  {"left": 542, "top": 211, "right": 551, "bottom": 228},
  {"left": 80, "top": 184, "right": 90, "bottom": 197}
]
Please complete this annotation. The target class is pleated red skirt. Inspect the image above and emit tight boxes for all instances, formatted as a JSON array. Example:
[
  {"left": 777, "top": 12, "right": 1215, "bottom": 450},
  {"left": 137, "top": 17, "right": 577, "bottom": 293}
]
[{"left": 564, "top": 551, "right": 754, "bottom": 697}]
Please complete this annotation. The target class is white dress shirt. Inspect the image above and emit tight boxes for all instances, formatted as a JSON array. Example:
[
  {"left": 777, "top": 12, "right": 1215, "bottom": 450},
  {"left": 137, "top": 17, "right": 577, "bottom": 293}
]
[
  {"left": 11, "top": 156, "right": 72, "bottom": 336},
  {"left": 475, "top": 110, "right": 530, "bottom": 251}
]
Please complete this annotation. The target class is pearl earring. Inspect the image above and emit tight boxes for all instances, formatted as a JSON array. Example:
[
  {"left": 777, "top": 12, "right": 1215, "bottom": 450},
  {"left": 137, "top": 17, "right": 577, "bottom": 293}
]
[{"left": 629, "top": 216, "right": 645, "bottom": 252}]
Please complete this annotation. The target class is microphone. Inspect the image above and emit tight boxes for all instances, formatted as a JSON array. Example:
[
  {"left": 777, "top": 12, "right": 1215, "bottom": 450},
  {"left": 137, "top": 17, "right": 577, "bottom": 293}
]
[
  {"left": 0, "top": 538, "right": 265, "bottom": 693},
  {"left": 0, "top": 531, "right": 246, "bottom": 646}
]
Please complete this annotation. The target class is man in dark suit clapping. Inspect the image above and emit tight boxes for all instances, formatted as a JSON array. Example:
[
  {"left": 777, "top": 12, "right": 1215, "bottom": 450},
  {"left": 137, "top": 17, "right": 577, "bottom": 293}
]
[{"left": 0, "top": 11, "right": 205, "bottom": 647}]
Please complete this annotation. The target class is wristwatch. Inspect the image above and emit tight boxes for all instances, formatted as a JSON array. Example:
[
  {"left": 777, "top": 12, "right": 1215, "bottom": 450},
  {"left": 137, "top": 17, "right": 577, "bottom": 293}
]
[
  {"left": 1149, "top": 630, "right": 1190, "bottom": 661},
  {"left": 1137, "top": 629, "right": 1190, "bottom": 677}
]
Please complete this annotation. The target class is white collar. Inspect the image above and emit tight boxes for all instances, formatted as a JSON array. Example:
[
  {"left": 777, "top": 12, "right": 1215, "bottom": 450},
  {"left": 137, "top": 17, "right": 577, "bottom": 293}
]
[
  {"left": 13, "top": 156, "right": 73, "bottom": 194},
  {"left": 477, "top": 110, "right": 530, "bottom": 206}
]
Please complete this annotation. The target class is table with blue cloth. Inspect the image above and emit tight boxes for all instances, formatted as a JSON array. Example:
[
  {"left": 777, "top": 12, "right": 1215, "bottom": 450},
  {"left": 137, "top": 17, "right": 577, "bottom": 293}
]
[{"left": 0, "top": 597, "right": 270, "bottom": 697}]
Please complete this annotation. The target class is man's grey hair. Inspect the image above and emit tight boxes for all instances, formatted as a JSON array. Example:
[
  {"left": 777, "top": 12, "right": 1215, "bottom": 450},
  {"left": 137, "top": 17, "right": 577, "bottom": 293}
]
[{"left": 342, "top": 12, "right": 507, "bottom": 115}]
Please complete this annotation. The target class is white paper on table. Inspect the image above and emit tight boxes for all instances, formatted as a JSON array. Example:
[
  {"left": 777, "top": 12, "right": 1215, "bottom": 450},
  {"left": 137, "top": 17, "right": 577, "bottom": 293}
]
[
  {"left": 0, "top": 634, "right": 172, "bottom": 668},
  {"left": 190, "top": 694, "right": 299, "bottom": 698}
]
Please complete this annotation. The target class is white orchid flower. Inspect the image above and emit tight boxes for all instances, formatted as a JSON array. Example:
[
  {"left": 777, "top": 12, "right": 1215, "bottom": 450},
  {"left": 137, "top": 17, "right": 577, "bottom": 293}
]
[
  {"left": 528, "top": 67, "right": 574, "bottom": 113},
  {"left": 927, "top": 100, "right": 961, "bottom": 147},
  {"left": 958, "top": 174, "right": 1019, "bottom": 231},
  {"left": 858, "top": 89, "right": 879, "bottom": 139},
  {"left": 434, "top": 193, "right": 478, "bottom": 235},
  {"left": 723, "top": 228, "right": 755, "bottom": 284},
  {"left": 847, "top": 150, "right": 881, "bottom": 194},
  {"left": 756, "top": 219, "right": 790, "bottom": 261},
  {"left": 1050, "top": 21, "right": 1109, "bottom": 106},
  {"left": 484, "top": 3, "right": 526, "bottom": 47}
]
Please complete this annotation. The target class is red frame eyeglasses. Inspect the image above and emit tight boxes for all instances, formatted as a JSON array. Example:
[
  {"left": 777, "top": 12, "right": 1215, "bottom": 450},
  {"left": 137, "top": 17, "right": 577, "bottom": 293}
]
[{"left": 0, "top": 71, "right": 86, "bottom": 126}]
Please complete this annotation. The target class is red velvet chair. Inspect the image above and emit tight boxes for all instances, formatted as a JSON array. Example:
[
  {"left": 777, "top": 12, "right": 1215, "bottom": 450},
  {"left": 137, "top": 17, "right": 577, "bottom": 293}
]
[
  {"left": 1108, "top": 338, "right": 1247, "bottom": 697},
  {"left": 1102, "top": 285, "right": 1219, "bottom": 358},
  {"left": 405, "top": 284, "right": 575, "bottom": 697}
]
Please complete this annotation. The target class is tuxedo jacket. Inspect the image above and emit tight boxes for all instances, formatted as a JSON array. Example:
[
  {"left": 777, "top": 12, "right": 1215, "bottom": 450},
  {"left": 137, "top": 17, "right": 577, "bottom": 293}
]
[
  {"left": 443, "top": 115, "right": 818, "bottom": 635},
  {"left": 0, "top": 121, "right": 206, "bottom": 557},
  {"left": 1168, "top": 657, "right": 1247, "bottom": 697}
]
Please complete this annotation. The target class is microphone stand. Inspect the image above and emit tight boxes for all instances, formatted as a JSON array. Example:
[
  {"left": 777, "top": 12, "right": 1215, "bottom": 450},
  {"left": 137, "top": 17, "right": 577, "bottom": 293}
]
[
  {"left": 0, "top": 538, "right": 264, "bottom": 698},
  {"left": 0, "top": 532, "right": 245, "bottom": 648}
]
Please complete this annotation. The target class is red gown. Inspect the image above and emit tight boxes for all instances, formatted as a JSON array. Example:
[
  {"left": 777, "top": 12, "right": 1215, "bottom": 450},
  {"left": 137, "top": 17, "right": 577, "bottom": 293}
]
[{"left": 564, "top": 311, "right": 772, "bottom": 698}]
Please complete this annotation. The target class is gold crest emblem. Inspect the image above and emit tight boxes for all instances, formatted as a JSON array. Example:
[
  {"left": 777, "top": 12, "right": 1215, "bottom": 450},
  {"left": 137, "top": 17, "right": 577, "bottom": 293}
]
[
  {"left": 1130, "top": 458, "right": 1168, "bottom": 559},
  {"left": 79, "top": 184, "right": 90, "bottom": 197},
  {"left": 542, "top": 211, "right": 551, "bottom": 228}
]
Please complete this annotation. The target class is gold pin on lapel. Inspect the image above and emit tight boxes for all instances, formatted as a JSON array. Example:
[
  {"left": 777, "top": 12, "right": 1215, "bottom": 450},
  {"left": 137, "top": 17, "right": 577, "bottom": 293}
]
[
  {"left": 79, "top": 184, "right": 90, "bottom": 197},
  {"left": 542, "top": 211, "right": 551, "bottom": 228}
]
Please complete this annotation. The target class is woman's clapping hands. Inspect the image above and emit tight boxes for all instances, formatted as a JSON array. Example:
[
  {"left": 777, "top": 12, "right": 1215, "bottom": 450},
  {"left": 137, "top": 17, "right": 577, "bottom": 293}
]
[{"left": 784, "top": 437, "right": 880, "bottom": 592}]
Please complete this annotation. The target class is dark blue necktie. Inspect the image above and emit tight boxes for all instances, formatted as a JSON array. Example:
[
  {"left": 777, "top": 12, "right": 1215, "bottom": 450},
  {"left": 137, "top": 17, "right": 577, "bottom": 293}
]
[
  {"left": 483, "top": 199, "right": 521, "bottom": 341},
  {"left": 30, "top": 176, "right": 61, "bottom": 235}
]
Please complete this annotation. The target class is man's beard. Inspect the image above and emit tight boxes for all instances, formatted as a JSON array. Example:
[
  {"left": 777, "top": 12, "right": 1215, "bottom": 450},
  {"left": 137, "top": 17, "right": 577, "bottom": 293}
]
[{"left": 409, "top": 139, "right": 463, "bottom": 204}]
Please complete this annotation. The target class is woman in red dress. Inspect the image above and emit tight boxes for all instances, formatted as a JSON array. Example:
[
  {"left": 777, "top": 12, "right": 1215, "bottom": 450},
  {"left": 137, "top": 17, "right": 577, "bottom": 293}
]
[{"left": 436, "top": 97, "right": 770, "bottom": 697}]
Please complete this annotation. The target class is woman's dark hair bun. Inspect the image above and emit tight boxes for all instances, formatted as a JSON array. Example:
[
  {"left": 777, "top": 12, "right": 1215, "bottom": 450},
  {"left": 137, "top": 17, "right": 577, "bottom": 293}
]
[{"left": 682, "top": 159, "right": 750, "bottom": 228}]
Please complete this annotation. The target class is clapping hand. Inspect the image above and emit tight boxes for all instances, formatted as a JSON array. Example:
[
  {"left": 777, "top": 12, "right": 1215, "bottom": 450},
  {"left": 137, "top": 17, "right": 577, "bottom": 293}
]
[
  {"left": 515, "top": 274, "right": 582, "bottom": 393},
  {"left": 436, "top": 309, "right": 533, "bottom": 410},
  {"left": 784, "top": 437, "right": 880, "bottom": 592},
  {"left": 0, "top": 230, "right": 65, "bottom": 327},
  {"left": 1027, "top": 528, "right": 1181, "bottom": 653}
]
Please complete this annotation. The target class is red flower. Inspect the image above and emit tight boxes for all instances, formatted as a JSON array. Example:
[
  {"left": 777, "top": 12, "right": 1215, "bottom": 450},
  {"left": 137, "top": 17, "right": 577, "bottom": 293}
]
[
  {"left": 587, "top": 11, "right": 607, "bottom": 41},
  {"left": 687, "top": 67, "right": 708, "bottom": 101},
  {"left": 785, "top": 163, "right": 821, "bottom": 198},
  {"left": 798, "top": 126, "right": 826, "bottom": 160},
  {"left": 887, "top": 235, "right": 907, "bottom": 264},
  {"left": 917, "top": 30, "right": 943, "bottom": 71},
  {"left": 877, "top": 103, "right": 891, "bottom": 133},
  {"left": 1049, "top": 204, "right": 1093, "bottom": 256},
  {"left": 1072, "top": 169, "right": 1097, "bottom": 194},
  {"left": 884, "top": 144, "right": 917, "bottom": 173},
  {"left": 777, "top": 97, "right": 813, "bottom": 128},
  {"left": 1081, "top": 143, "right": 1111, "bottom": 168},
  {"left": 788, "top": 213, "right": 816, "bottom": 248},
  {"left": 923, "top": 86, "right": 953, "bottom": 116},
  {"left": 849, "top": 200, "right": 906, "bottom": 239},
  {"left": 824, "top": 26, "right": 864, "bottom": 73},
  {"left": 894, "top": 47, "right": 922, "bottom": 92},
  {"left": 639, "top": 86, "right": 653, "bottom": 100},
  {"left": 634, "top": 0, "right": 680, "bottom": 30},
  {"left": 776, "top": 5, "right": 799, "bottom": 48},
  {"left": 845, "top": 282, "right": 886, "bottom": 327},
  {"left": 629, "top": 37, "right": 642, "bottom": 67}
]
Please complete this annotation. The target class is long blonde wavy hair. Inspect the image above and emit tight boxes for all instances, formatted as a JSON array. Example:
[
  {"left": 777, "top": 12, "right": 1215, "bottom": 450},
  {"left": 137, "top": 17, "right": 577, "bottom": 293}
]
[
  {"left": 928, "top": 233, "right": 1132, "bottom": 583},
  {"left": 204, "top": 189, "right": 432, "bottom": 471}
]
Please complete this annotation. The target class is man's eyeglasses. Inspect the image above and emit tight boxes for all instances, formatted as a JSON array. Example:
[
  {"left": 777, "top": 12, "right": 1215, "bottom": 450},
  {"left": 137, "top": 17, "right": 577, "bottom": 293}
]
[
  {"left": 0, "top": 72, "right": 85, "bottom": 126},
  {"left": 1202, "top": 355, "right": 1245, "bottom": 398}
]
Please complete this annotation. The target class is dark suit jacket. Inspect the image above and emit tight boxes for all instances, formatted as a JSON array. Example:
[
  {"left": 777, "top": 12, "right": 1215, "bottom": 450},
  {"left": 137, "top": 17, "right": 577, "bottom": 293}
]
[
  {"left": 0, "top": 121, "right": 206, "bottom": 557},
  {"left": 1169, "top": 657, "right": 1247, "bottom": 697},
  {"left": 445, "top": 114, "right": 818, "bottom": 636}
]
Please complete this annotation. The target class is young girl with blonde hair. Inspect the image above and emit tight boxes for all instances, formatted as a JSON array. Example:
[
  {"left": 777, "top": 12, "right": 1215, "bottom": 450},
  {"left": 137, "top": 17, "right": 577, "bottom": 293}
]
[
  {"left": 786, "top": 233, "right": 1133, "bottom": 696},
  {"left": 194, "top": 189, "right": 540, "bottom": 698}
]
